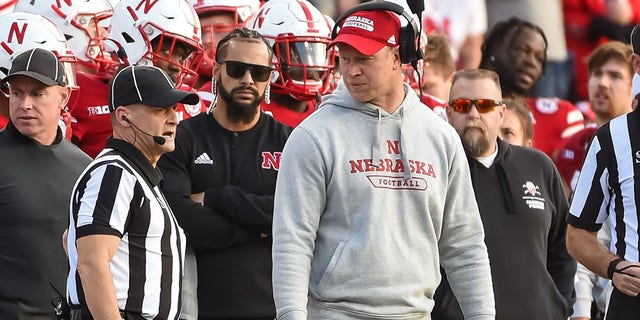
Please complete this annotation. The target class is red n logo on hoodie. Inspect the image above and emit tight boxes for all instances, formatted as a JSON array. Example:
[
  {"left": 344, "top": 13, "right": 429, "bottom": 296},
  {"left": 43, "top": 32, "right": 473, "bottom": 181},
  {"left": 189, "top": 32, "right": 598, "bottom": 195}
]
[{"left": 387, "top": 140, "right": 400, "bottom": 155}]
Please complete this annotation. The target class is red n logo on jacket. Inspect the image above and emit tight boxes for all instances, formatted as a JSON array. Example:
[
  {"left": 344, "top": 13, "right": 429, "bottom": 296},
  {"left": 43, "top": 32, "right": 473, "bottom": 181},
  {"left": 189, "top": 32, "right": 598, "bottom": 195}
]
[{"left": 261, "top": 152, "right": 282, "bottom": 170}]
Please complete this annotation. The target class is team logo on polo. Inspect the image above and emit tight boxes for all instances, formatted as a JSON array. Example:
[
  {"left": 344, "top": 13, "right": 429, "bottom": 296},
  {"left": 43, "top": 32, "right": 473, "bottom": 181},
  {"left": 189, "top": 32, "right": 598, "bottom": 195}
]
[{"left": 522, "top": 180, "right": 545, "bottom": 210}]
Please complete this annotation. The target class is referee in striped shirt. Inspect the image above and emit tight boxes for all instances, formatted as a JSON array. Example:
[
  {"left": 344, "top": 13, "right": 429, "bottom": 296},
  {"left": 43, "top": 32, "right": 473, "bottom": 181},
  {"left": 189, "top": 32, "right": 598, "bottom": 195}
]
[
  {"left": 66, "top": 65, "right": 199, "bottom": 320},
  {"left": 566, "top": 103, "right": 640, "bottom": 317}
]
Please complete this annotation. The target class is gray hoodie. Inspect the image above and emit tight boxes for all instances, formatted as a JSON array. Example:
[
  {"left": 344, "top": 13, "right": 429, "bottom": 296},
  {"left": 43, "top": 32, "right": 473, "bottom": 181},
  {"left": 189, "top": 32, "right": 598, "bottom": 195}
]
[{"left": 272, "top": 84, "right": 495, "bottom": 320}]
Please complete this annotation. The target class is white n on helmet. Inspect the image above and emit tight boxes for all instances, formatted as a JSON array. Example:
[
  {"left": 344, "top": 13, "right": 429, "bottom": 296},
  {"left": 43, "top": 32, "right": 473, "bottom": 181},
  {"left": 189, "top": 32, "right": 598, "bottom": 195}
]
[
  {"left": 0, "top": 12, "right": 77, "bottom": 88},
  {"left": 247, "top": 0, "right": 334, "bottom": 102},
  {"left": 14, "top": 0, "right": 116, "bottom": 78},
  {"left": 189, "top": 0, "right": 260, "bottom": 77},
  {"left": 108, "top": 0, "right": 203, "bottom": 85}
]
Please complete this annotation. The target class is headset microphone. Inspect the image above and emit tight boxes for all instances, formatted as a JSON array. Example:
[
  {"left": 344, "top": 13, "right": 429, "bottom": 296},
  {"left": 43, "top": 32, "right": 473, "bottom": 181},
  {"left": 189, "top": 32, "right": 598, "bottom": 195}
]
[{"left": 122, "top": 115, "right": 167, "bottom": 145}]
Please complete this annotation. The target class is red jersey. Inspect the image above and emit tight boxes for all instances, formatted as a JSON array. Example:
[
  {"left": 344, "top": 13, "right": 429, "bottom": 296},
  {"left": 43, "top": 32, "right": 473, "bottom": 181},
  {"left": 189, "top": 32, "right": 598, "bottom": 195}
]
[
  {"left": 555, "top": 126, "right": 597, "bottom": 191},
  {"left": 196, "top": 80, "right": 215, "bottom": 110},
  {"left": 563, "top": 0, "right": 640, "bottom": 100},
  {"left": 525, "top": 97, "right": 585, "bottom": 158},
  {"left": 0, "top": 115, "right": 7, "bottom": 129},
  {"left": 176, "top": 84, "right": 207, "bottom": 122},
  {"left": 261, "top": 99, "right": 315, "bottom": 128},
  {"left": 68, "top": 72, "right": 111, "bottom": 158},
  {"left": 420, "top": 93, "right": 448, "bottom": 121}
]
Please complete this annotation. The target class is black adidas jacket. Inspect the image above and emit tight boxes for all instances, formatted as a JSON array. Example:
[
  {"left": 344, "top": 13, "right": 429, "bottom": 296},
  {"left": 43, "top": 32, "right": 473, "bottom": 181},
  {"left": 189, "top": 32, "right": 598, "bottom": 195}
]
[{"left": 158, "top": 112, "right": 291, "bottom": 318}]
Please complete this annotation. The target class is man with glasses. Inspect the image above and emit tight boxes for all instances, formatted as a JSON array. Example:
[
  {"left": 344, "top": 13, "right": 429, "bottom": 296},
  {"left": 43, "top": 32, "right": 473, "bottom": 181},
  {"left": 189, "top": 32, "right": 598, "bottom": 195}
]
[
  {"left": 433, "top": 69, "right": 576, "bottom": 320},
  {"left": 158, "top": 28, "right": 291, "bottom": 320}
]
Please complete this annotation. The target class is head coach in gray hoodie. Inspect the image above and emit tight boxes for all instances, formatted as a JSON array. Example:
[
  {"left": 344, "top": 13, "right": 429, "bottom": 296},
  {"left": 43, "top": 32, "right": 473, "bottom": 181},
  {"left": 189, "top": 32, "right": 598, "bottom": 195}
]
[{"left": 272, "top": 2, "right": 495, "bottom": 320}]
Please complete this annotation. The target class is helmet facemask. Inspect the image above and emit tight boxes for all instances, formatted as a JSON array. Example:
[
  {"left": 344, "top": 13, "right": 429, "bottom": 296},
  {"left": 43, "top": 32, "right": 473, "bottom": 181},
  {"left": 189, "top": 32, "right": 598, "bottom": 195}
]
[
  {"left": 50, "top": 5, "right": 117, "bottom": 79},
  {"left": 140, "top": 24, "right": 203, "bottom": 87},
  {"left": 271, "top": 35, "right": 334, "bottom": 101}
]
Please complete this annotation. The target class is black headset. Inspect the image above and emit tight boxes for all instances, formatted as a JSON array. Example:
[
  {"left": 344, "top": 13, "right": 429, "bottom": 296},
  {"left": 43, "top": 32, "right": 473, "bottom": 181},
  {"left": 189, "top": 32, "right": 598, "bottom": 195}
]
[{"left": 331, "top": 1, "right": 423, "bottom": 64}]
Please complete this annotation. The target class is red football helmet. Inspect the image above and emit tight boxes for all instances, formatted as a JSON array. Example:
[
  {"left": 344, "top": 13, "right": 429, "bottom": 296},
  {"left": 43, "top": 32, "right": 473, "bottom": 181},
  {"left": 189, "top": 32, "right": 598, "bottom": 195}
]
[
  {"left": 190, "top": 0, "right": 261, "bottom": 78},
  {"left": 107, "top": 0, "right": 204, "bottom": 86},
  {"left": 14, "top": 0, "right": 117, "bottom": 79},
  {"left": 0, "top": 12, "right": 77, "bottom": 92}
]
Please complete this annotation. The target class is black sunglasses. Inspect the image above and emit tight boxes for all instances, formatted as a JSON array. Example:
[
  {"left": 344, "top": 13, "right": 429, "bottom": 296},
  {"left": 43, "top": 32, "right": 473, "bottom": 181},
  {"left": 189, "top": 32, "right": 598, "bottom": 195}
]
[
  {"left": 220, "top": 60, "right": 273, "bottom": 82},
  {"left": 449, "top": 98, "right": 502, "bottom": 113}
]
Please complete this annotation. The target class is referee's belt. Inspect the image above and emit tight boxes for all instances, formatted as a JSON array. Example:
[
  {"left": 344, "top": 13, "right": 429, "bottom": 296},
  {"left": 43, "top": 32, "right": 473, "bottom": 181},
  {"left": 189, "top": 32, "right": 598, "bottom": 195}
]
[{"left": 69, "top": 304, "right": 145, "bottom": 320}]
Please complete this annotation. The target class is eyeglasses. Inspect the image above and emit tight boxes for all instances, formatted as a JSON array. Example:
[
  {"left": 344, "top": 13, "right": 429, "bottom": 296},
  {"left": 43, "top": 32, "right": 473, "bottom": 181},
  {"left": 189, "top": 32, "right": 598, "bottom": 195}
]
[
  {"left": 220, "top": 60, "right": 273, "bottom": 82},
  {"left": 449, "top": 98, "right": 502, "bottom": 113}
]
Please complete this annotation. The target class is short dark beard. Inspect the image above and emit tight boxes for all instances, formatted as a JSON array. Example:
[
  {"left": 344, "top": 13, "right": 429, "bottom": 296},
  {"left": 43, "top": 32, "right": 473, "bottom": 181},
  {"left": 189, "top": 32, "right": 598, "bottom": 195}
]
[{"left": 217, "top": 79, "right": 263, "bottom": 124}]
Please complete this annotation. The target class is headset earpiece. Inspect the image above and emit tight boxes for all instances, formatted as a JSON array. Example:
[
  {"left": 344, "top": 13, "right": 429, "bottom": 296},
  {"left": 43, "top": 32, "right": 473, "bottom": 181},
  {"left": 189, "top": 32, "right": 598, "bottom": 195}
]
[
  {"left": 122, "top": 115, "right": 129, "bottom": 122},
  {"left": 331, "top": 1, "right": 421, "bottom": 64}
]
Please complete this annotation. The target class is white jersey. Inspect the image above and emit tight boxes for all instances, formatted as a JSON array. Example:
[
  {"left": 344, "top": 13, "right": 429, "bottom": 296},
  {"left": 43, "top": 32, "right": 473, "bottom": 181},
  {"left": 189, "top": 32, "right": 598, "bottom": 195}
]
[{"left": 422, "top": 0, "right": 487, "bottom": 62}]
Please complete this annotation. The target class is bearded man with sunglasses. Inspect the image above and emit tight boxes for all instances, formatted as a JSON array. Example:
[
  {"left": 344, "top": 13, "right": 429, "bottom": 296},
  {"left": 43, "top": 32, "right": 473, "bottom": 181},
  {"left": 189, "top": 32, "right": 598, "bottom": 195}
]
[
  {"left": 432, "top": 69, "right": 576, "bottom": 320},
  {"left": 158, "top": 28, "right": 291, "bottom": 320}
]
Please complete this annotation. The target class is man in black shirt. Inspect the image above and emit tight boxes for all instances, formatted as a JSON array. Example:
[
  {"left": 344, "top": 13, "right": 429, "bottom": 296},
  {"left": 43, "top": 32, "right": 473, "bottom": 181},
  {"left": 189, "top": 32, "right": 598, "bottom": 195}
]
[
  {"left": 158, "top": 28, "right": 291, "bottom": 319},
  {"left": 0, "top": 48, "right": 91, "bottom": 319},
  {"left": 433, "top": 69, "right": 576, "bottom": 320}
]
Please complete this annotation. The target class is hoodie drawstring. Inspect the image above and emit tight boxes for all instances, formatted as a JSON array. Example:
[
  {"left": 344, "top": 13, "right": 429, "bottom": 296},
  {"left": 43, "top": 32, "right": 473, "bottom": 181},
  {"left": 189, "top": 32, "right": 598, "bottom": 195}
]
[
  {"left": 372, "top": 108, "right": 382, "bottom": 168},
  {"left": 371, "top": 107, "right": 413, "bottom": 180},
  {"left": 400, "top": 107, "right": 412, "bottom": 180}
]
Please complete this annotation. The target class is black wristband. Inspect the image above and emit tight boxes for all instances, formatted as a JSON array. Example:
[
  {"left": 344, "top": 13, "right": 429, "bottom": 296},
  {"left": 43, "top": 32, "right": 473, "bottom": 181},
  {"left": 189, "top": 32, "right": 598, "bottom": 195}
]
[{"left": 608, "top": 257, "right": 625, "bottom": 279}]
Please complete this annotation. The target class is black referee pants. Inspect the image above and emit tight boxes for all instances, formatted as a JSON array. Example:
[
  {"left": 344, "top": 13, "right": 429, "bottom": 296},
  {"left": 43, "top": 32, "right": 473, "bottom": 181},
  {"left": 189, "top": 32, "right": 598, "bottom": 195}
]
[{"left": 605, "top": 288, "right": 640, "bottom": 319}]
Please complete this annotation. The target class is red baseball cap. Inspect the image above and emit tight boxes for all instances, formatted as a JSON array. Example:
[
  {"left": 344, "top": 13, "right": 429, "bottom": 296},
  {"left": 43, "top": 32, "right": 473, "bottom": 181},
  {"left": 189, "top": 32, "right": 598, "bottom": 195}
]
[{"left": 330, "top": 10, "right": 401, "bottom": 56}]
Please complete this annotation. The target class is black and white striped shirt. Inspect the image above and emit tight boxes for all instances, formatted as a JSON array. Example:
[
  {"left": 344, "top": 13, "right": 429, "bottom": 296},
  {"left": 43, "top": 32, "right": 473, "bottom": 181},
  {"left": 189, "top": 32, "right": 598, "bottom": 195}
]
[
  {"left": 67, "top": 138, "right": 186, "bottom": 319},
  {"left": 568, "top": 107, "right": 640, "bottom": 262}
]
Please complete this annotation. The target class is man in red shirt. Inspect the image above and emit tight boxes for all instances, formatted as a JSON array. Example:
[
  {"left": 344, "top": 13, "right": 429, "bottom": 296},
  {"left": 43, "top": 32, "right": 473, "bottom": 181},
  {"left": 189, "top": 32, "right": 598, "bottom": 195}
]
[
  {"left": 480, "top": 17, "right": 584, "bottom": 159},
  {"left": 556, "top": 41, "right": 634, "bottom": 197}
]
